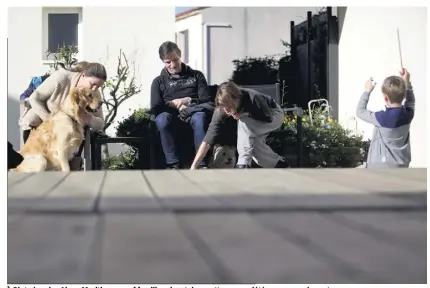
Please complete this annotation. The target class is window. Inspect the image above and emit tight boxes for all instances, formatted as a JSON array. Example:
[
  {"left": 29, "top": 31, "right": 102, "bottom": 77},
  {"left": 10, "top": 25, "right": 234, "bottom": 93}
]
[
  {"left": 42, "top": 7, "right": 82, "bottom": 61},
  {"left": 175, "top": 29, "right": 189, "bottom": 64}
]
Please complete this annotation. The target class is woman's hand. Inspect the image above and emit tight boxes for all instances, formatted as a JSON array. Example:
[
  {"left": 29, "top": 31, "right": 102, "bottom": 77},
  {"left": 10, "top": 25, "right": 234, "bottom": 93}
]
[{"left": 82, "top": 113, "right": 92, "bottom": 125}]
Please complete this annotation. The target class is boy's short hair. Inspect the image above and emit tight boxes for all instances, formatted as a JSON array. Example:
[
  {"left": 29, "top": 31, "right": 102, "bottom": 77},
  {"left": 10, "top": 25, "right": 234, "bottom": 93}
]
[
  {"left": 215, "top": 81, "right": 242, "bottom": 112},
  {"left": 381, "top": 76, "right": 406, "bottom": 104}
]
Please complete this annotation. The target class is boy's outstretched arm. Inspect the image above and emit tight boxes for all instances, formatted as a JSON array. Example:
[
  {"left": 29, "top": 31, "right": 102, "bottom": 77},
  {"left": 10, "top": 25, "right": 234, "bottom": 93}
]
[
  {"left": 356, "top": 78, "right": 381, "bottom": 127},
  {"left": 404, "top": 83, "right": 415, "bottom": 112}
]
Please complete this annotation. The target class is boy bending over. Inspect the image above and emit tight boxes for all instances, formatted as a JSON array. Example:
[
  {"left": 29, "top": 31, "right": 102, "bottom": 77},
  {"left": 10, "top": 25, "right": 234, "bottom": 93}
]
[
  {"left": 356, "top": 68, "right": 415, "bottom": 168},
  {"left": 191, "top": 82, "right": 289, "bottom": 169}
]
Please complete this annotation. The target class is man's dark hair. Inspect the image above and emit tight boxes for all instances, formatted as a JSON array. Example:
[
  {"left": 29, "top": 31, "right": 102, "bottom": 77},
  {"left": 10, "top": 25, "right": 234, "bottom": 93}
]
[{"left": 158, "top": 41, "right": 181, "bottom": 60}]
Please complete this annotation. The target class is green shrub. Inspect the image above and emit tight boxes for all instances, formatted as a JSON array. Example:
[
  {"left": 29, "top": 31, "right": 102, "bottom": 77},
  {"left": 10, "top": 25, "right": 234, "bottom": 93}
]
[
  {"left": 230, "top": 56, "right": 279, "bottom": 85},
  {"left": 102, "top": 149, "right": 139, "bottom": 170},
  {"left": 102, "top": 106, "right": 370, "bottom": 170},
  {"left": 102, "top": 108, "right": 152, "bottom": 170},
  {"left": 115, "top": 107, "right": 152, "bottom": 139},
  {"left": 278, "top": 107, "right": 370, "bottom": 168}
]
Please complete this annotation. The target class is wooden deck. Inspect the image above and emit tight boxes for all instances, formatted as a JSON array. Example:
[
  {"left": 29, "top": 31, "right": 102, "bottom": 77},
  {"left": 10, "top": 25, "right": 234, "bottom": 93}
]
[{"left": 8, "top": 169, "right": 427, "bottom": 284}]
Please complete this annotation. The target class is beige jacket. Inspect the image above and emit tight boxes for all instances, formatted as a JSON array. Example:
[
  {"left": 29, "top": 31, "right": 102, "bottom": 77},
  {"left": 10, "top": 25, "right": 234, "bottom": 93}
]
[{"left": 19, "top": 68, "right": 105, "bottom": 131}]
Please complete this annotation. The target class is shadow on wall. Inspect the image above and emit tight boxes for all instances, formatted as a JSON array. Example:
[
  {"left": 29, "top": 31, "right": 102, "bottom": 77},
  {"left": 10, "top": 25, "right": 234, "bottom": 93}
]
[
  {"left": 8, "top": 95, "right": 21, "bottom": 150},
  {"left": 337, "top": 7, "right": 347, "bottom": 40}
]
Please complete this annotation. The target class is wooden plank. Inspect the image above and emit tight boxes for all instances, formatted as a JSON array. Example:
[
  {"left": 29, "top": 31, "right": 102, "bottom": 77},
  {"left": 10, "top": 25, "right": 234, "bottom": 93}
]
[
  {"left": 178, "top": 213, "right": 353, "bottom": 283},
  {"left": 181, "top": 170, "right": 424, "bottom": 210},
  {"left": 328, "top": 211, "right": 427, "bottom": 254},
  {"left": 29, "top": 171, "right": 105, "bottom": 212},
  {"left": 183, "top": 169, "right": 367, "bottom": 194},
  {"left": 180, "top": 170, "right": 254, "bottom": 196},
  {"left": 143, "top": 170, "right": 225, "bottom": 209},
  {"left": 100, "top": 214, "right": 219, "bottom": 283},
  {"left": 255, "top": 212, "right": 426, "bottom": 283},
  {"left": 98, "top": 171, "right": 161, "bottom": 212},
  {"left": 372, "top": 168, "right": 427, "bottom": 183},
  {"left": 8, "top": 172, "right": 69, "bottom": 212},
  {"left": 8, "top": 215, "right": 99, "bottom": 284},
  {"left": 295, "top": 169, "right": 426, "bottom": 193},
  {"left": 8, "top": 172, "right": 34, "bottom": 188},
  {"left": 7, "top": 214, "right": 26, "bottom": 233}
]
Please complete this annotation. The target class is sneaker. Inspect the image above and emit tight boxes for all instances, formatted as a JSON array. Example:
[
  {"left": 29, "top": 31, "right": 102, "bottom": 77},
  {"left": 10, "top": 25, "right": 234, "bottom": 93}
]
[
  {"left": 166, "top": 163, "right": 180, "bottom": 170},
  {"left": 275, "top": 157, "right": 291, "bottom": 168},
  {"left": 235, "top": 164, "right": 251, "bottom": 169}
]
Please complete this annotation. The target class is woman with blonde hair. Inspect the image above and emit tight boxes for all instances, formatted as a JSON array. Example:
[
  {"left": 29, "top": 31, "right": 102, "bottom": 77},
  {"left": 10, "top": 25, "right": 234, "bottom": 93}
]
[
  {"left": 19, "top": 61, "right": 107, "bottom": 169},
  {"left": 190, "top": 81, "right": 289, "bottom": 169}
]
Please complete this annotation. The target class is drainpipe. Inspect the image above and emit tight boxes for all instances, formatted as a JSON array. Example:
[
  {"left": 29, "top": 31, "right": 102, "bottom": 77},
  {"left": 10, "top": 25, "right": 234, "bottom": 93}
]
[{"left": 202, "top": 22, "right": 232, "bottom": 85}]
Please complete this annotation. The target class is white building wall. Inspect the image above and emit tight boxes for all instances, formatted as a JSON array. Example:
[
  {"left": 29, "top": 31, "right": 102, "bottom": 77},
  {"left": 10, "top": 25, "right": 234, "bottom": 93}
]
[
  {"left": 81, "top": 7, "right": 175, "bottom": 136},
  {"left": 7, "top": 7, "right": 175, "bottom": 150},
  {"left": 8, "top": 7, "right": 48, "bottom": 149},
  {"left": 338, "top": 7, "right": 427, "bottom": 167},
  {"left": 200, "top": 7, "right": 322, "bottom": 84},
  {"left": 175, "top": 14, "right": 203, "bottom": 71}
]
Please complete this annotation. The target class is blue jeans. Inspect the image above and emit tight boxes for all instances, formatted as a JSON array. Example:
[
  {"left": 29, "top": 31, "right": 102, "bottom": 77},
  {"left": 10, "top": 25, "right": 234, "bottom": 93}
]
[{"left": 155, "top": 111, "right": 208, "bottom": 166}]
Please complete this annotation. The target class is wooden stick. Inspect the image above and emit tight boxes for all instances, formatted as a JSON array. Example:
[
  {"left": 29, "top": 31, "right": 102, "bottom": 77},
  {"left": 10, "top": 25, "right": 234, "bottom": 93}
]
[{"left": 397, "top": 28, "right": 404, "bottom": 70}]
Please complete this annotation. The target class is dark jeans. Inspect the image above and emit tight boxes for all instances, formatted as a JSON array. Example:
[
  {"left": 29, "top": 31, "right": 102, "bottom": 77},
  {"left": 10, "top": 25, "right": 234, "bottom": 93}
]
[{"left": 155, "top": 111, "right": 209, "bottom": 167}]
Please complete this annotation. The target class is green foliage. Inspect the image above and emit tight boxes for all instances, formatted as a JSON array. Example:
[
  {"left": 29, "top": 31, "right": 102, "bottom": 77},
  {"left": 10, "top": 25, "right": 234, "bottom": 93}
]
[
  {"left": 115, "top": 107, "right": 151, "bottom": 138},
  {"left": 102, "top": 108, "right": 152, "bottom": 170},
  {"left": 102, "top": 149, "right": 139, "bottom": 170},
  {"left": 230, "top": 56, "right": 279, "bottom": 85},
  {"left": 229, "top": 40, "right": 295, "bottom": 106},
  {"left": 277, "top": 107, "right": 370, "bottom": 168},
  {"left": 100, "top": 50, "right": 142, "bottom": 132},
  {"left": 46, "top": 45, "right": 79, "bottom": 71}
]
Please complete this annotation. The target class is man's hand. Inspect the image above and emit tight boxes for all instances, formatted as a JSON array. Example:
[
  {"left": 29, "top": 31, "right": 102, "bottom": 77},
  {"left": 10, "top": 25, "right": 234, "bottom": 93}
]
[
  {"left": 170, "top": 97, "right": 191, "bottom": 109},
  {"left": 364, "top": 77, "right": 377, "bottom": 93},
  {"left": 399, "top": 68, "right": 411, "bottom": 86}
]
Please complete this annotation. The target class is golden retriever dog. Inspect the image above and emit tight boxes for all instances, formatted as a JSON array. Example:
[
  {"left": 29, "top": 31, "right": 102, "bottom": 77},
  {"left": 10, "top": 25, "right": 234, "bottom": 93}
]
[{"left": 13, "top": 87, "right": 102, "bottom": 172}]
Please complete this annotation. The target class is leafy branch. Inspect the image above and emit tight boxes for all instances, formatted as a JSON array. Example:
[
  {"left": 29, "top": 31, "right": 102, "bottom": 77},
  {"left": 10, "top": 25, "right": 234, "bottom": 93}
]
[{"left": 101, "top": 49, "right": 142, "bottom": 132}]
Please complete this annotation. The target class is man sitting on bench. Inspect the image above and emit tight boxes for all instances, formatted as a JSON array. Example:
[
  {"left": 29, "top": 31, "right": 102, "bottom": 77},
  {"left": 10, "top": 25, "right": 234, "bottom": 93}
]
[{"left": 150, "top": 41, "right": 212, "bottom": 169}]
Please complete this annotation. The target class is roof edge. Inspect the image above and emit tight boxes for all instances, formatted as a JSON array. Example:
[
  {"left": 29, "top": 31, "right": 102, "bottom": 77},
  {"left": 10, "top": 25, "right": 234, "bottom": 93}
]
[{"left": 176, "top": 7, "right": 209, "bottom": 21}]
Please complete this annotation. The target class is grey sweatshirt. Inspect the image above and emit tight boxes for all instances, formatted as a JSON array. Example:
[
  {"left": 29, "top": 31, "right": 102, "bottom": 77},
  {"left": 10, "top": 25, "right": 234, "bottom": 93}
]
[
  {"left": 356, "top": 87, "right": 415, "bottom": 168},
  {"left": 203, "top": 88, "right": 279, "bottom": 145}
]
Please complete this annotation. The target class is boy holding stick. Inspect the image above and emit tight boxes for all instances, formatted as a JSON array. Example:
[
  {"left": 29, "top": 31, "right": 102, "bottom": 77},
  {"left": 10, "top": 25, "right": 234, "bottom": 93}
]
[{"left": 356, "top": 68, "right": 415, "bottom": 167}]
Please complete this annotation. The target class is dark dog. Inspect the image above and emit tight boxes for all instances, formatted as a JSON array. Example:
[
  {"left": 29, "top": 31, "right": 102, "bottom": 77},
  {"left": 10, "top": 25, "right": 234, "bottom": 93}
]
[{"left": 8, "top": 142, "right": 23, "bottom": 170}]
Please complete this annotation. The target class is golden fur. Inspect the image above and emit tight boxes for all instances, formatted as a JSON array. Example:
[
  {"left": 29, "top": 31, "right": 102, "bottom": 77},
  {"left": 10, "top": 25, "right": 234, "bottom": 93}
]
[{"left": 13, "top": 87, "right": 102, "bottom": 172}]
